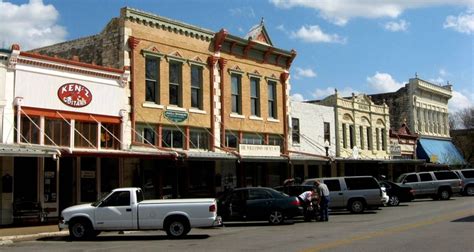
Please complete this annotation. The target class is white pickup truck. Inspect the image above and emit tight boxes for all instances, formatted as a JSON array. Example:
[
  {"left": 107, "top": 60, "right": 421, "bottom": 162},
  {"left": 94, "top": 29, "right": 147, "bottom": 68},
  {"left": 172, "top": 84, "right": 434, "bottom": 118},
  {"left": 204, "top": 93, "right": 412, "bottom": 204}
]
[{"left": 59, "top": 187, "right": 221, "bottom": 239}]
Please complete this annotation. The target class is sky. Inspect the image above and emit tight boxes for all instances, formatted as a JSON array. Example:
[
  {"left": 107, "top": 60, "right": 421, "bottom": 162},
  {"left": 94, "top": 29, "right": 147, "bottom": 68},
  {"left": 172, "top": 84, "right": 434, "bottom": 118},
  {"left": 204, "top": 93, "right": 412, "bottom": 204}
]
[{"left": 1, "top": 0, "right": 473, "bottom": 112}]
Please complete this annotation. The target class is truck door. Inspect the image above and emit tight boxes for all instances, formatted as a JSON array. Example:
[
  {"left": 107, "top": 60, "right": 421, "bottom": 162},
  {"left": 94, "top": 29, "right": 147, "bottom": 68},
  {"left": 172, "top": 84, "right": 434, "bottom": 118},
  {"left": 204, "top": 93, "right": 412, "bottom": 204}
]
[
  {"left": 402, "top": 174, "right": 421, "bottom": 196},
  {"left": 95, "top": 191, "right": 134, "bottom": 230},
  {"left": 323, "top": 179, "right": 343, "bottom": 208},
  {"left": 418, "top": 173, "right": 435, "bottom": 195}
]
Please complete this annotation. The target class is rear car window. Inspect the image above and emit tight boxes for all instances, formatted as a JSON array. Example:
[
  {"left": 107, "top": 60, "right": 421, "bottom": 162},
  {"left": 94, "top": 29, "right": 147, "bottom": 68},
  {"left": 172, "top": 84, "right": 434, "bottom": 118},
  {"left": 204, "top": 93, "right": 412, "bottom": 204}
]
[
  {"left": 324, "top": 179, "right": 341, "bottom": 191},
  {"left": 461, "top": 170, "right": 474, "bottom": 178},
  {"left": 404, "top": 174, "right": 418, "bottom": 183},
  {"left": 434, "top": 171, "right": 458, "bottom": 180},
  {"left": 419, "top": 173, "right": 433, "bottom": 182},
  {"left": 344, "top": 177, "right": 379, "bottom": 190}
]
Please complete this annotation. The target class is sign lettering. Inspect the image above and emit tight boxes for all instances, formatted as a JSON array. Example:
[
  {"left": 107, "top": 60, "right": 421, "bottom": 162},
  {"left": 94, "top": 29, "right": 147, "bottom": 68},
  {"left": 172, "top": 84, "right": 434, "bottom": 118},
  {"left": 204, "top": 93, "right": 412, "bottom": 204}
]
[{"left": 57, "top": 83, "right": 92, "bottom": 108}]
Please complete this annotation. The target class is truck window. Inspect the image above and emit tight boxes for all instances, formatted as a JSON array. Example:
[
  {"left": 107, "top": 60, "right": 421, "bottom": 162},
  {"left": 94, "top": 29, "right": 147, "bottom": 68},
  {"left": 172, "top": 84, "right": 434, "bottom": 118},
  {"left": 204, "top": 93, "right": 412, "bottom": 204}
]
[
  {"left": 101, "top": 191, "right": 130, "bottom": 207},
  {"left": 344, "top": 177, "right": 379, "bottom": 190},
  {"left": 461, "top": 170, "right": 474, "bottom": 178},
  {"left": 419, "top": 173, "right": 433, "bottom": 182},
  {"left": 404, "top": 174, "right": 418, "bottom": 183},
  {"left": 324, "top": 179, "right": 341, "bottom": 191},
  {"left": 136, "top": 190, "right": 144, "bottom": 202},
  {"left": 434, "top": 171, "right": 458, "bottom": 180}
]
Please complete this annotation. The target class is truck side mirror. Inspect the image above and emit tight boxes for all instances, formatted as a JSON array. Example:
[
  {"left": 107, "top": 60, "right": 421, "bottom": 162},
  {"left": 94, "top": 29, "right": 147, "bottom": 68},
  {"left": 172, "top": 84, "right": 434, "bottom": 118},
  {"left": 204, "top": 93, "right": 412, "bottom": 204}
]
[{"left": 402, "top": 180, "right": 406, "bottom": 184}]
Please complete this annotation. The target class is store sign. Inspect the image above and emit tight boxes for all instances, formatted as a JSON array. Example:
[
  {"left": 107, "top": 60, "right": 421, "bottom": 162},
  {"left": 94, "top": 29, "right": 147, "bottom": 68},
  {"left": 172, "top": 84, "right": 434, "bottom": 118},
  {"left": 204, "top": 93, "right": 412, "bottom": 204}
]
[
  {"left": 390, "top": 144, "right": 402, "bottom": 157},
  {"left": 239, "top": 144, "right": 280, "bottom": 157},
  {"left": 57, "top": 83, "right": 93, "bottom": 108},
  {"left": 164, "top": 110, "right": 188, "bottom": 123},
  {"left": 81, "top": 171, "right": 96, "bottom": 179}
]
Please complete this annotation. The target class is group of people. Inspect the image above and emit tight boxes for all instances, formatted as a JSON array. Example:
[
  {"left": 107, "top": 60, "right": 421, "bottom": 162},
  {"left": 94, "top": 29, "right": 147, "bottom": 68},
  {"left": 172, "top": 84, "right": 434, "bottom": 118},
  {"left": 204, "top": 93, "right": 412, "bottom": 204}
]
[{"left": 299, "top": 180, "right": 330, "bottom": 222}]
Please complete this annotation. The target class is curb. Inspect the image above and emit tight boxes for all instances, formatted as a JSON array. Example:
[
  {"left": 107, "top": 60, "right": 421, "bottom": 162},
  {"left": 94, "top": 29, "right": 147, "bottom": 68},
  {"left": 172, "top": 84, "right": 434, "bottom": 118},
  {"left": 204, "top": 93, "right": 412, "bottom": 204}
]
[{"left": 0, "top": 231, "right": 68, "bottom": 245}]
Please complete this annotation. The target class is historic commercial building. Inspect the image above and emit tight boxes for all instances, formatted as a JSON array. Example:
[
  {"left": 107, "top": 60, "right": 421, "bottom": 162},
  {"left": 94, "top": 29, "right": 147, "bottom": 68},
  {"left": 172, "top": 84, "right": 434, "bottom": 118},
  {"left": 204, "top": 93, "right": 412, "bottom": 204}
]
[
  {"left": 0, "top": 45, "right": 131, "bottom": 224},
  {"left": 289, "top": 101, "right": 335, "bottom": 181},
  {"left": 30, "top": 7, "right": 296, "bottom": 201},
  {"left": 371, "top": 77, "right": 465, "bottom": 167}
]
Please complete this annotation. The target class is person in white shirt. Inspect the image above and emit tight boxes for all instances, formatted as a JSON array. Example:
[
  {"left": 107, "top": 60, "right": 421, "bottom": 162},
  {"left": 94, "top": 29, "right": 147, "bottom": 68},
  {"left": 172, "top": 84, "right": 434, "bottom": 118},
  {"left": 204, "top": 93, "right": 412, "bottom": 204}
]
[
  {"left": 298, "top": 187, "right": 317, "bottom": 218},
  {"left": 315, "top": 179, "right": 330, "bottom": 221}
]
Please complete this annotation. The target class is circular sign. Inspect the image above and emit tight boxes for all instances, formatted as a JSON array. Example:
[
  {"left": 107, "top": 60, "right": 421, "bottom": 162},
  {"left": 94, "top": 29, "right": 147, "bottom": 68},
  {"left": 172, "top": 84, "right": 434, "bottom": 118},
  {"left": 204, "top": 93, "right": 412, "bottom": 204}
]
[
  {"left": 57, "top": 83, "right": 93, "bottom": 108},
  {"left": 164, "top": 110, "right": 188, "bottom": 123}
]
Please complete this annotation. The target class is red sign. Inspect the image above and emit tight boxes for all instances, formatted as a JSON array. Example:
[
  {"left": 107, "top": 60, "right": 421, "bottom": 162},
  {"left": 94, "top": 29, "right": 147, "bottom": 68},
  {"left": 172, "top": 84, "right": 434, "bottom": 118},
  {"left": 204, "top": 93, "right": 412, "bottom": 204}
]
[{"left": 57, "top": 83, "right": 92, "bottom": 108}]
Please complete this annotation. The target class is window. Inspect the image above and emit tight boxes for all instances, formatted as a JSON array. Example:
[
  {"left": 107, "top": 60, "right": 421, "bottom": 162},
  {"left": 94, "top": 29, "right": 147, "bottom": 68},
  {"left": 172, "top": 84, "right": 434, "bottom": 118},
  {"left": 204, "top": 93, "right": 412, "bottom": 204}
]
[
  {"left": 225, "top": 131, "right": 238, "bottom": 148},
  {"left": 242, "top": 133, "right": 263, "bottom": 145},
  {"left": 102, "top": 191, "right": 130, "bottom": 207},
  {"left": 419, "top": 173, "right": 433, "bottom": 182},
  {"left": 74, "top": 121, "right": 97, "bottom": 148},
  {"left": 250, "top": 77, "right": 260, "bottom": 116},
  {"left": 191, "top": 65, "right": 203, "bottom": 109},
  {"left": 359, "top": 126, "right": 364, "bottom": 149},
  {"left": 268, "top": 135, "right": 283, "bottom": 151},
  {"left": 101, "top": 123, "right": 120, "bottom": 149},
  {"left": 344, "top": 177, "right": 379, "bottom": 190},
  {"left": 45, "top": 118, "right": 70, "bottom": 147},
  {"left": 434, "top": 171, "right": 458, "bottom": 180},
  {"left": 292, "top": 118, "right": 300, "bottom": 144},
  {"left": 404, "top": 174, "right": 418, "bottom": 183},
  {"left": 366, "top": 127, "right": 372, "bottom": 150},
  {"left": 169, "top": 61, "right": 182, "bottom": 106},
  {"left": 231, "top": 74, "right": 242, "bottom": 114},
  {"left": 461, "top": 170, "right": 474, "bottom": 178},
  {"left": 324, "top": 179, "right": 341, "bottom": 191},
  {"left": 162, "top": 128, "right": 183, "bottom": 148},
  {"left": 189, "top": 129, "right": 209, "bottom": 150},
  {"left": 20, "top": 115, "right": 40, "bottom": 144},
  {"left": 267, "top": 81, "right": 277, "bottom": 118},
  {"left": 145, "top": 57, "right": 159, "bottom": 103},
  {"left": 376, "top": 128, "right": 380, "bottom": 150},
  {"left": 381, "top": 128, "right": 386, "bottom": 151},
  {"left": 349, "top": 125, "right": 355, "bottom": 149},
  {"left": 135, "top": 124, "right": 156, "bottom": 145},
  {"left": 249, "top": 189, "right": 272, "bottom": 200},
  {"left": 324, "top": 122, "right": 330, "bottom": 143}
]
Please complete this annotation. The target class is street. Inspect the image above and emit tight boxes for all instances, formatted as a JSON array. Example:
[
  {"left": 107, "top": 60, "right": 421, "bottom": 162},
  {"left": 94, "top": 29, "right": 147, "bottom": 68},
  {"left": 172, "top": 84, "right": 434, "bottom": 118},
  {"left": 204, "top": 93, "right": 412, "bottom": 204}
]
[{"left": 2, "top": 196, "right": 473, "bottom": 252}]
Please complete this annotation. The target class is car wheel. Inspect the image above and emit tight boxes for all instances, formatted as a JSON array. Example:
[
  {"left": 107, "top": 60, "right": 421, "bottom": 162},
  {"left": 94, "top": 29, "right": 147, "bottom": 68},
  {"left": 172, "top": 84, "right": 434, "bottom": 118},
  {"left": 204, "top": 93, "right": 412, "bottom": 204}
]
[
  {"left": 268, "top": 210, "right": 284, "bottom": 225},
  {"left": 69, "top": 220, "right": 93, "bottom": 240},
  {"left": 349, "top": 199, "right": 365, "bottom": 213},
  {"left": 388, "top": 195, "right": 400, "bottom": 206},
  {"left": 165, "top": 218, "right": 190, "bottom": 239},
  {"left": 465, "top": 186, "right": 474, "bottom": 196},
  {"left": 439, "top": 189, "right": 451, "bottom": 200}
]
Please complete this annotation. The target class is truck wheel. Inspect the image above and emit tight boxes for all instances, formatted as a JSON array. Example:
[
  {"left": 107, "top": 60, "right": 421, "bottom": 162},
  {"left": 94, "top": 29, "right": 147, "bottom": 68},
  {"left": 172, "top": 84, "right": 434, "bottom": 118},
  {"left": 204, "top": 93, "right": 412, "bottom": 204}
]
[
  {"left": 268, "top": 210, "right": 285, "bottom": 225},
  {"left": 438, "top": 189, "right": 451, "bottom": 200},
  {"left": 165, "top": 218, "right": 190, "bottom": 239},
  {"left": 465, "top": 186, "right": 474, "bottom": 196},
  {"left": 348, "top": 199, "right": 365, "bottom": 213},
  {"left": 69, "top": 220, "right": 93, "bottom": 240}
]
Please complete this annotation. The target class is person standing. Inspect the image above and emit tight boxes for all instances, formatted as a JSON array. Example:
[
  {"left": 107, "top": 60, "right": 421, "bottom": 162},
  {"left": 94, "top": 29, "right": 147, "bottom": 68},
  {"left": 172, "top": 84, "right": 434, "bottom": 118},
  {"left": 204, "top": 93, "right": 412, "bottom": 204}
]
[{"left": 315, "top": 179, "right": 330, "bottom": 221}]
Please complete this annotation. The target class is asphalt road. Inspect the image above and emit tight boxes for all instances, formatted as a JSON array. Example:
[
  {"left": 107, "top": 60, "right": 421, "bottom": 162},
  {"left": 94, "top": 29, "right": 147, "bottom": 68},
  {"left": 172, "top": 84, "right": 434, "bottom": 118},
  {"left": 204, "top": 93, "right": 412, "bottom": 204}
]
[{"left": 2, "top": 196, "right": 473, "bottom": 252}]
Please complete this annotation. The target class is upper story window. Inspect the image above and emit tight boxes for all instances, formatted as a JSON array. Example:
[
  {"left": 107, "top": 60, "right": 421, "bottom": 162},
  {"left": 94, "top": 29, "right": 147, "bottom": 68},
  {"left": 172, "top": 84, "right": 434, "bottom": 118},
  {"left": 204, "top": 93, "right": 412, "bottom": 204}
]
[
  {"left": 231, "top": 74, "right": 242, "bottom": 114},
  {"left": 242, "top": 133, "right": 263, "bottom": 145},
  {"left": 267, "top": 81, "right": 277, "bottom": 118},
  {"left": 75, "top": 121, "right": 97, "bottom": 148},
  {"left": 45, "top": 118, "right": 70, "bottom": 147},
  {"left": 145, "top": 57, "right": 160, "bottom": 103},
  {"left": 101, "top": 123, "right": 120, "bottom": 150},
  {"left": 191, "top": 65, "right": 203, "bottom": 109},
  {"left": 162, "top": 128, "right": 183, "bottom": 149},
  {"left": 189, "top": 129, "right": 209, "bottom": 150},
  {"left": 250, "top": 77, "right": 260, "bottom": 116},
  {"left": 342, "top": 123, "right": 347, "bottom": 148},
  {"left": 169, "top": 61, "right": 182, "bottom": 106},
  {"left": 135, "top": 123, "right": 156, "bottom": 145},
  {"left": 324, "top": 122, "right": 330, "bottom": 144},
  {"left": 19, "top": 115, "right": 40, "bottom": 144},
  {"left": 292, "top": 118, "right": 300, "bottom": 144},
  {"left": 225, "top": 131, "right": 238, "bottom": 148}
]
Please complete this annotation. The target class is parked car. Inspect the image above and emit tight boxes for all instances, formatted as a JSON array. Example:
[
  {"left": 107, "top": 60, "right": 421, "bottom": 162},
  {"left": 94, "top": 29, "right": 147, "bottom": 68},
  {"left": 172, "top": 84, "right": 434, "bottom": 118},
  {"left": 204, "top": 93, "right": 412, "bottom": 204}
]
[
  {"left": 217, "top": 187, "right": 303, "bottom": 224},
  {"left": 59, "top": 187, "right": 220, "bottom": 239},
  {"left": 396, "top": 171, "right": 462, "bottom": 200},
  {"left": 303, "top": 176, "right": 383, "bottom": 213},
  {"left": 453, "top": 169, "right": 474, "bottom": 196},
  {"left": 379, "top": 180, "right": 414, "bottom": 206}
]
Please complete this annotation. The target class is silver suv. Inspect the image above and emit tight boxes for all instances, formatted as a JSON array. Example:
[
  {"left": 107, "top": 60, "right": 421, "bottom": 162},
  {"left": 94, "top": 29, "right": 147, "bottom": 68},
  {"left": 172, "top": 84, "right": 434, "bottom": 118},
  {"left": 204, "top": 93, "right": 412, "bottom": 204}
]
[
  {"left": 396, "top": 171, "right": 462, "bottom": 200},
  {"left": 454, "top": 169, "right": 474, "bottom": 196},
  {"left": 303, "top": 176, "right": 382, "bottom": 213}
]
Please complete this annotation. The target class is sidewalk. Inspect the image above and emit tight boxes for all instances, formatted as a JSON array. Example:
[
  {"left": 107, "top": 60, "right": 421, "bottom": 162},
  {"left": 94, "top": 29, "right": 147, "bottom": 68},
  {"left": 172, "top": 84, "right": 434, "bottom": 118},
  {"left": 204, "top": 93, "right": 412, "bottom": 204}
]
[{"left": 0, "top": 223, "right": 67, "bottom": 245}]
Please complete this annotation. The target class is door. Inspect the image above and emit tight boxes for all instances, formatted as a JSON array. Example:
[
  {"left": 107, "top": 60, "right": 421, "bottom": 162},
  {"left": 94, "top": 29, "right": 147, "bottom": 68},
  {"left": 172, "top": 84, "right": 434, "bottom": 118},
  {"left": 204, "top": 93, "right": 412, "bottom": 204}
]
[
  {"left": 418, "top": 173, "right": 435, "bottom": 195},
  {"left": 402, "top": 174, "right": 421, "bottom": 195},
  {"left": 323, "top": 179, "right": 343, "bottom": 208},
  {"left": 246, "top": 188, "right": 273, "bottom": 220},
  {"left": 95, "top": 191, "right": 133, "bottom": 230},
  {"left": 227, "top": 190, "right": 247, "bottom": 220}
]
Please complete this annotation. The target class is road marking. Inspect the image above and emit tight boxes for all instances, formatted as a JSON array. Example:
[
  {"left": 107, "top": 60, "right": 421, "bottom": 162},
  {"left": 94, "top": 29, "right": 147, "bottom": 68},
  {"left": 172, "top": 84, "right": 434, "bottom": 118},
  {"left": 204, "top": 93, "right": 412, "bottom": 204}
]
[{"left": 300, "top": 209, "right": 474, "bottom": 252}]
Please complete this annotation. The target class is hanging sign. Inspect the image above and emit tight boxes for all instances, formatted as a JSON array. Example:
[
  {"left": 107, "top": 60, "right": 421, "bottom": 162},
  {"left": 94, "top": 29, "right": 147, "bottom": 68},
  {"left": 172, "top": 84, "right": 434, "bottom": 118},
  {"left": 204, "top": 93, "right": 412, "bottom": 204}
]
[
  {"left": 164, "top": 110, "right": 188, "bottom": 123},
  {"left": 57, "top": 83, "right": 93, "bottom": 108},
  {"left": 389, "top": 144, "right": 402, "bottom": 157}
]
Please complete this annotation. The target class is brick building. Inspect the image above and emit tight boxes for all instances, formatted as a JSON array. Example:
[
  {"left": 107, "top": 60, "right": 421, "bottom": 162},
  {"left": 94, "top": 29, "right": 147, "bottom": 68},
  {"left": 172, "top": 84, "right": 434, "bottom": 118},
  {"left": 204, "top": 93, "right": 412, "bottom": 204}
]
[{"left": 31, "top": 7, "right": 297, "bottom": 198}]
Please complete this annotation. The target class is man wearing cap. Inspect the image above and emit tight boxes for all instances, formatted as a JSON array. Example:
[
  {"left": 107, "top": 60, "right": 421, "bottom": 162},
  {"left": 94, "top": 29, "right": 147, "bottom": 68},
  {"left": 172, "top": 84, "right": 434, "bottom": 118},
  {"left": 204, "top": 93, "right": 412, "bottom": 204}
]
[{"left": 315, "top": 179, "right": 330, "bottom": 221}]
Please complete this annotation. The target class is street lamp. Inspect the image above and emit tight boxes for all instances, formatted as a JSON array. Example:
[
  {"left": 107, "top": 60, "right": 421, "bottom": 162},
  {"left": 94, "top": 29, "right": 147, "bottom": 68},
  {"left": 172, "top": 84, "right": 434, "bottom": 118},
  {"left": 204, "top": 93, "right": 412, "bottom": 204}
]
[{"left": 324, "top": 140, "right": 330, "bottom": 157}]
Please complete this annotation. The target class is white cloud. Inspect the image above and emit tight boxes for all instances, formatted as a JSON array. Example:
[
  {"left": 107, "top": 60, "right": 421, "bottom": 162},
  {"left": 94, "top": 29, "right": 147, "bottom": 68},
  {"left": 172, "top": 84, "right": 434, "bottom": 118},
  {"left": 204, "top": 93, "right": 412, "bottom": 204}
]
[
  {"left": 384, "top": 19, "right": 409, "bottom": 32},
  {"left": 291, "top": 93, "right": 305, "bottom": 102},
  {"left": 294, "top": 67, "right": 317, "bottom": 78},
  {"left": 439, "top": 68, "right": 448, "bottom": 77},
  {"left": 366, "top": 72, "right": 404, "bottom": 93},
  {"left": 449, "top": 90, "right": 473, "bottom": 112},
  {"left": 290, "top": 25, "right": 347, "bottom": 44},
  {"left": 229, "top": 7, "right": 256, "bottom": 18},
  {"left": 270, "top": 0, "right": 472, "bottom": 26},
  {"left": 311, "top": 86, "right": 357, "bottom": 100},
  {"left": 276, "top": 24, "right": 286, "bottom": 31},
  {"left": 443, "top": 10, "right": 474, "bottom": 34},
  {"left": 0, "top": 0, "right": 67, "bottom": 50}
]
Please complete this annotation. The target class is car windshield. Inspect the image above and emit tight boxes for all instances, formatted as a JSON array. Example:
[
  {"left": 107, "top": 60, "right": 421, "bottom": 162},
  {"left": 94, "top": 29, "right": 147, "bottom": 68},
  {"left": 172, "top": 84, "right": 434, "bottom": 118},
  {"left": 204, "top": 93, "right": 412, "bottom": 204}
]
[
  {"left": 396, "top": 175, "right": 406, "bottom": 183},
  {"left": 91, "top": 192, "right": 111, "bottom": 207}
]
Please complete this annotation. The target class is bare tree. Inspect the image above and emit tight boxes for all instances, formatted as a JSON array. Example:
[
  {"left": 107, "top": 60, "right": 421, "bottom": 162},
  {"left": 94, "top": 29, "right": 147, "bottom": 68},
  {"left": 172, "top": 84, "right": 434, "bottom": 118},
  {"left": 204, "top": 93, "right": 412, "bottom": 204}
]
[
  {"left": 450, "top": 107, "right": 474, "bottom": 166},
  {"left": 450, "top": 107, "right": 474, "bottom": 129}
]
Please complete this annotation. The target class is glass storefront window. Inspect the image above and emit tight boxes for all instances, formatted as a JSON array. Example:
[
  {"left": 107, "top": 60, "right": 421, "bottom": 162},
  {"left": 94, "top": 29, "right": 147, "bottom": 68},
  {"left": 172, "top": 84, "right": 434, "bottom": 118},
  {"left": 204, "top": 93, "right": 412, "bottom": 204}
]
[
  {"left": 75, "top": 121, "right": 97, "bottom": 148},
  {"left": 44, "top": 158, "right": 57, "bottom": 203},
  {"left": 45, "top": 118, "right": 70, "bottom": 147},
  {"left": 101, "top": 123, "right": 120, "bottom": 149},
  {"left": 20, "top": 115, "right": 40, "bottom": 144},
  {"left": 80, "top": 157, "right": 97, "bottom": 202}
]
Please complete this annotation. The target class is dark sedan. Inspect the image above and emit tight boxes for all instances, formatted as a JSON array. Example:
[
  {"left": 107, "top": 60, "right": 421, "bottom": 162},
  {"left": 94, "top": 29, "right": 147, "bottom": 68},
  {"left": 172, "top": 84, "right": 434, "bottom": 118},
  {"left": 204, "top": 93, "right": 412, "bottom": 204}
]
[
  {"left": 217, "top": 187, "right": 303, "bottom": 224},
  {"left": 379, "top": 180, "right": 414, "bottom": 206}
]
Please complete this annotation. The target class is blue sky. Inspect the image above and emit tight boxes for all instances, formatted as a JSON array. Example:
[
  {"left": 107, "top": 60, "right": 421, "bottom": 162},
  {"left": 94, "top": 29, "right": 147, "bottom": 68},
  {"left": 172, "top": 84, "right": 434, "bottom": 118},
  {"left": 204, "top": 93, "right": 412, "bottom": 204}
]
[{"left": 1, "top": 0, "right": 472, "bottom": 112}]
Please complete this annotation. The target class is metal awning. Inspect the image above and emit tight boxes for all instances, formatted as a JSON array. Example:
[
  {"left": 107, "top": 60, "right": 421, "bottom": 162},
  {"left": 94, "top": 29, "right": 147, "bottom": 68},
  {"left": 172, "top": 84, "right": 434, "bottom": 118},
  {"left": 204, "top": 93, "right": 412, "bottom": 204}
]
[
  {"left": 417, "top": 138, "right": 466, "bottom": 165},
  {"left": 0, "top": 144, "right": 60, "bottom": 158},
  {"left": 240, "top": 155, "right": 289, "bottom": 163},
  {"left": 186, "top": 151, "right": 237, "bottom": 160}
]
